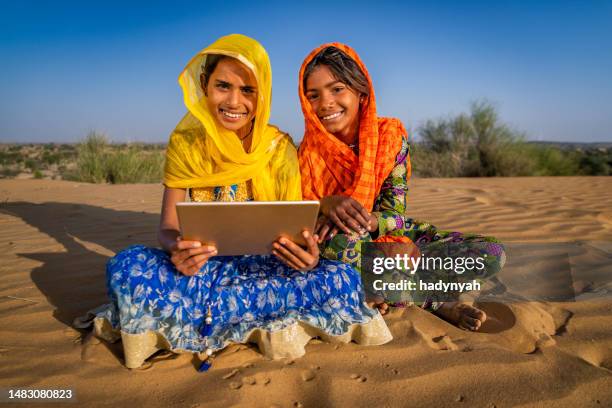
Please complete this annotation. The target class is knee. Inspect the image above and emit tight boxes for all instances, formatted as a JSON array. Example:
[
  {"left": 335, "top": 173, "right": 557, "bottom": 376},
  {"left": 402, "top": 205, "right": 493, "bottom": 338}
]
[
  {"left": 479, "top": 241, "right": 506, "bottom": 278},
  {"left": 325, "top": 261, "right": 363, "bottom": 292},
  {"left": 106, "top": 245, "right": 156, "bottom": 285}
]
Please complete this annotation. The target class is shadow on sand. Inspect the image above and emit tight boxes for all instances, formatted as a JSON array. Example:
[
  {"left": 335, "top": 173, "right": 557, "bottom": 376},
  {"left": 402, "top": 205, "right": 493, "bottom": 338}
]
[{"left": 1, "top": 201, "right": 159, "bottom": 326}]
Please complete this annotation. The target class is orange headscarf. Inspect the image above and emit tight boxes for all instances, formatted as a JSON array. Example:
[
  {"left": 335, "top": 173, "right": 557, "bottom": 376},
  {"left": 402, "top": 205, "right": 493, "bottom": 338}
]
[{"left": 298, "top": 43, "right": 409, "bottom": 212}]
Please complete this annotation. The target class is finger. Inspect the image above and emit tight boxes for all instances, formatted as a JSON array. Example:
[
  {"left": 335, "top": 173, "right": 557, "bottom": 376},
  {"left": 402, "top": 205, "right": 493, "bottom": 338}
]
[
  {"left": 315, "top": 216, "right": 327, "bottom": 234},
  {"left": 175, "top": 252, "right": 210, "bottom": 274},
  {"left": 176, "top": 240, "right": 202, "bottom": 250},
  {"left": 328, "top": 226, "right": 340, "bottom": 240},
  {"left": 329, "top": 212, "right": 352, "bottom": 235},
  {"left": 303, "top": 230, "right": 320, "bottom": 258},
  {"left": 277, "top": 237, "right": 312, "bottom": 266},
  {"left": 318, "top": 223, "right": 331, "bottom": 242},
  {"left": 348, "top": 202, "right": 370, "bottom": 231},
  {"left": 337, "top": 207, "right": 365, "bottom": 234},
  {"left": 172, "top": 245, "right": 216, "bottom": 265},
  {"left": 351, "top": 200, "right": 372, "bottom": 228},
  {"left": 337, "top": 209, "right": 365, "bottom": 234},
  {"left": 273, "top": 240, "right": 308, "bottom": 269},
  {"left": 185, "top": 252, "right": 217, "bottom": 269},
  {"left": 185, "top": 256, "right": 212, "bottom": 275},
  {"left": 272, "top": 249, "right": 303, "bottom": 270},
  {"left": 368, "top": 214, "right": 378, "bottom": 231}
]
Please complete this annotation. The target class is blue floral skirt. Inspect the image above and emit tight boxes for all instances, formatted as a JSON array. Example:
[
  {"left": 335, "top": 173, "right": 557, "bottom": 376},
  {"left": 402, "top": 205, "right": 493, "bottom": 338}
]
[{"left": 95, "top": 245, "right": 389, "bottom": 359}]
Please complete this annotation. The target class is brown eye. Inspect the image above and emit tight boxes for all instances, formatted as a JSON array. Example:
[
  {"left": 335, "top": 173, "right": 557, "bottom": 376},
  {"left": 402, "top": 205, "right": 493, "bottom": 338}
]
[
  {"left": 306, "top": 93, "right": 318, "bottom": 101},
  {"left": 241, "top": 87, "right": 256, "bottom": 95}
]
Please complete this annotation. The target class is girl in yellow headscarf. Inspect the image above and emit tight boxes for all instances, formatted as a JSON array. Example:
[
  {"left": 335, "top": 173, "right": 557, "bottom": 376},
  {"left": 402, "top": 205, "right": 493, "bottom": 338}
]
[{"left": 93, "top": 35, "right": 391, "bottom": 370}]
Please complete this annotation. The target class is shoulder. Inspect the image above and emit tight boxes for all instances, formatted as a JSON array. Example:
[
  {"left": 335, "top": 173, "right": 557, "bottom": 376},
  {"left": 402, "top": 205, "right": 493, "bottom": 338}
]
[
  {"left": 266, "top": 125, "right": 298, "bottom": 155},
  {"left": 168, "top": 113, "right": 204, "bottom": 146},
  {"left": 266, "top": 125, "right": 299, "bottom": 167},
  {"left": 377, "top": 117, "right": 407, "bottom": 139},
  {"left": 378, "top": 117, "right": 410, "bottom": 163}
]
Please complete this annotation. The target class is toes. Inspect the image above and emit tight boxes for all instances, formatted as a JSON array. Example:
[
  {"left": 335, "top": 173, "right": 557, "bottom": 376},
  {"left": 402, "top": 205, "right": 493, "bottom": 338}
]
[
  {"left": 477, "top": 309, "right": 487, "bottom": 324},
  {"left": 462, "top": 316, "right": 482, "bottom": 331},
  {"left": 380, "top": 303, "right": 389, "bottom": 315},
  {"left": 462, "top": 305, "right": 487, "bottom": 322}
]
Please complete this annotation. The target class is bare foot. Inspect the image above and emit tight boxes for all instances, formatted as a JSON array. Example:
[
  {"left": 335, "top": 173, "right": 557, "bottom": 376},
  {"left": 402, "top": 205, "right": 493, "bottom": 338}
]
[
  {"left": 434, "top": 302, "right": 486, "bottom": 331},
  {"left": 366, "top": 295, "right": 389, "bottom": 316}
]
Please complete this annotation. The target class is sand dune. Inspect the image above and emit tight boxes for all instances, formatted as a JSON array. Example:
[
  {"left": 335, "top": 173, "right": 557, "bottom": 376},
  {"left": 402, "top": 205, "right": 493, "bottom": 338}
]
[{"left": 0, "top": 177, "right": 610, "bottom": 407}]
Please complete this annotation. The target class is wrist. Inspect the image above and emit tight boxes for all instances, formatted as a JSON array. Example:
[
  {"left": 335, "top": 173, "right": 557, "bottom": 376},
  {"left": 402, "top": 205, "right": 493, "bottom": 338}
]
[{"left": 158, "top": 229, "right": 180, "bottom": 253}]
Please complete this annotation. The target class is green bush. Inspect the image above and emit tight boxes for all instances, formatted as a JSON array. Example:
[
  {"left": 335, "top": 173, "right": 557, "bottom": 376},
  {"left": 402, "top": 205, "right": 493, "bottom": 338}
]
[
  {"left": 411, "top": 101, "right": 609, "bottom": 177},
  {"left": 70, "top": 132, "right": 165, "bottom": 184},
  {"left": 415, "top": 101, "right": 533, "bottom": 177},
  {"left": 579, "top": 152, "right": 611, "bottom": 175}
]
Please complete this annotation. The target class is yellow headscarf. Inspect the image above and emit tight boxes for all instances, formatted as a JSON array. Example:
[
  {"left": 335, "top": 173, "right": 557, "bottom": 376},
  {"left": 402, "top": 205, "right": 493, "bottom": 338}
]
[{"left": 164, "top": 34, "right": 301, "bottom": 201}]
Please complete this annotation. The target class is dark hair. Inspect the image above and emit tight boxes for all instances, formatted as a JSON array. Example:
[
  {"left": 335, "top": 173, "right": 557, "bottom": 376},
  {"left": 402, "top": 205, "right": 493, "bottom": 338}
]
[
  {"left": 302, "top": 46, "right": 369, "bottom": 97},
  {"left": 201, "top": 54, "right": 228, "bottom": 93}
]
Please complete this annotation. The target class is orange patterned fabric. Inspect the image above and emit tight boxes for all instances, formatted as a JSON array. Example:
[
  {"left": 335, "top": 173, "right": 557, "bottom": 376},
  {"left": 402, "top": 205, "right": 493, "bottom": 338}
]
[{"left": 298, "top": 43, "right": 406, "bottom": 212}]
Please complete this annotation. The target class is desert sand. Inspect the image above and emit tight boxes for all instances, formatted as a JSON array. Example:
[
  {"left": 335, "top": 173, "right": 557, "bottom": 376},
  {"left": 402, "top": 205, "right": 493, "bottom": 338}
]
[{"left": 0, "top": 177, "right": 610, "bottom": 407}]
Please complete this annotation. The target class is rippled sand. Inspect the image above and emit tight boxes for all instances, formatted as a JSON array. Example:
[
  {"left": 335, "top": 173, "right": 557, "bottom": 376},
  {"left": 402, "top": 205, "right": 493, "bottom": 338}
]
[{"left": 0, "top": 177, "right": 610, "bottom": 407}]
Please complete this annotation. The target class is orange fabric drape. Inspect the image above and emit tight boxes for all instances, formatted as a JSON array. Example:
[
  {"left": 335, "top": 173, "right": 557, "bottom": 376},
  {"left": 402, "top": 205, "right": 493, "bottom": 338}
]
[{"left": 297, "top": 43, "right": 406, "bottom": 212}]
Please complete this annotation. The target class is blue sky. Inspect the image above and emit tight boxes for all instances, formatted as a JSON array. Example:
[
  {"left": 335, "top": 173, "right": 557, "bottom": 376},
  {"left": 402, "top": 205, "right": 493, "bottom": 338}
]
[{"left": 1, "top": 0, "right": 611, "bottom": 143}]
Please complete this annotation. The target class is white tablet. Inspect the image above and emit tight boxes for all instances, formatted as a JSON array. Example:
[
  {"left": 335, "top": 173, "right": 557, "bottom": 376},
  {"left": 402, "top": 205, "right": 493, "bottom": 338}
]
[{"left": 176, "top": 201, "right": 320, "bottom": 256}]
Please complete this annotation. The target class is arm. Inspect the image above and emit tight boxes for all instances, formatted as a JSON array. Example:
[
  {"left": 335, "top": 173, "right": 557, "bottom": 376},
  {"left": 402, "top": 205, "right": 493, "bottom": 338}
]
[
  {"left": 158, "top": 187, "right": 186, "bottom": 252},
  {"left": 370, "top": 137, "right": 410, "bottom": 238},
  {"left": 158, "top": 187, "right": 217, "bottom": 275}
]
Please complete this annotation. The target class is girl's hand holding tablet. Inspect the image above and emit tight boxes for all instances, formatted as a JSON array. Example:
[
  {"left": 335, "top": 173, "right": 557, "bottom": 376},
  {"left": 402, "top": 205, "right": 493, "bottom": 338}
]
[
  {"left": 169, "top": 237, "right": 218, "bottom": 276},
  {"left": 272, "top": 230, "right": 320, "bottom": 272}
]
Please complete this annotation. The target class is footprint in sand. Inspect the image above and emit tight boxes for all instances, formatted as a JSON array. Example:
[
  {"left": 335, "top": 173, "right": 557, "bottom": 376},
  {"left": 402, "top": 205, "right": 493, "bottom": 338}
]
[
  {"left": 431, "top": 335, "right": 460, "bottom": 351},
  {"left": 300, "top": 369, "right": 316, "bottom": 382},
  {"left": 412, "top": 325, "right": 461, "bottom": 351}
]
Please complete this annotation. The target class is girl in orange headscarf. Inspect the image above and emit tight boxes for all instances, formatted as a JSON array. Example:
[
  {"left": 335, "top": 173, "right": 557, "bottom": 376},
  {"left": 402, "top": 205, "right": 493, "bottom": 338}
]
[{"left": 298, "top": 44, "right": 506, "bottom": 331}]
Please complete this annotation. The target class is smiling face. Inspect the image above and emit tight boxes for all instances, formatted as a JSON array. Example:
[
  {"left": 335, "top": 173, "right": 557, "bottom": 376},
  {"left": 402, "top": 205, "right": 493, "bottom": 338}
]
[
  {"left": 202, "top": 57, "right": 258, "bottom": 136},
  {"left": 304, "top": 65, "right": 361, "bottom": 143}
]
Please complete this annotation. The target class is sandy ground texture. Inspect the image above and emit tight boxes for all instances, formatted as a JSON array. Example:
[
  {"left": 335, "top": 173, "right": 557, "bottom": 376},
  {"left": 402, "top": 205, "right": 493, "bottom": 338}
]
[{"left": 0, "top": 177, "right": 610, "bottom": 408}]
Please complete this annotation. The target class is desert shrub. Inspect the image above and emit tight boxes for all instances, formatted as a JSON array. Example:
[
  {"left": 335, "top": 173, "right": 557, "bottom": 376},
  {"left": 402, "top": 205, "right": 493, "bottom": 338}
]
[
  {"left": 34, "top": 170, "right": 43, "bottom": 179},
  {"left": 526, "top": 145, "right": 580, "bottom": 176},
  {"left": 24, "top": 159, "right": 38, "bottom": 171},
  {"left": 104, "top": 147, "right": 165, "bottom": 183},
  {"left": 414, "top": 101, "right": 534, "bottom": 177},
  {"left": 70, "top": 132, "right": 165, "bottom": 184},
  {"left": 578, "top": 151, "right": 611, "bottom": 175},
  {"left": 0, "top": 167, "right": 20, "bottom": 178},
  {"left": 42, "top": 151, "right": 61, "bottom": 165},
  {"left": 72, "top": 132, "right": 109, "bottom": 183}
]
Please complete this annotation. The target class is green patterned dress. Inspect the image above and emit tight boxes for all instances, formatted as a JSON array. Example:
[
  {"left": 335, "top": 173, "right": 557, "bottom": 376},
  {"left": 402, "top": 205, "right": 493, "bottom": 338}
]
[{"left": 319, "top": 137, "right": 506, "bottom": 310}]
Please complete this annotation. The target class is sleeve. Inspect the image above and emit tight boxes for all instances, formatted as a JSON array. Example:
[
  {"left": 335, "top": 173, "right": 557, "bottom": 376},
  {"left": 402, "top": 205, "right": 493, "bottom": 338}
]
[{"left": 371, "top": 136, "right": 410, "bottom": 238}]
